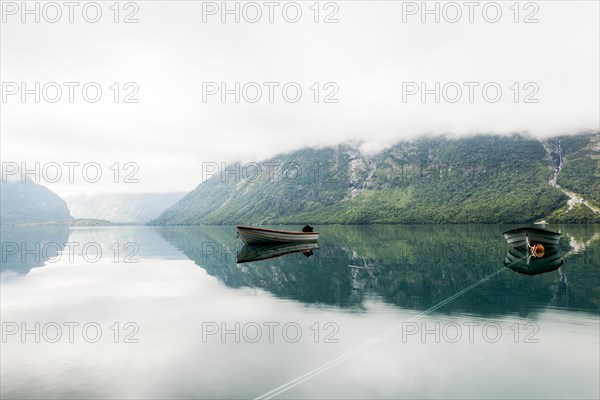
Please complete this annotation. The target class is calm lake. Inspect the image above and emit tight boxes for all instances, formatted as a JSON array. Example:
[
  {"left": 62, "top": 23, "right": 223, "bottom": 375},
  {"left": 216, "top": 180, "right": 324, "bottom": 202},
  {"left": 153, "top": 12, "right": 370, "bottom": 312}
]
[{"left": 1, "top": 224, "right": 599, "bottom": 399}]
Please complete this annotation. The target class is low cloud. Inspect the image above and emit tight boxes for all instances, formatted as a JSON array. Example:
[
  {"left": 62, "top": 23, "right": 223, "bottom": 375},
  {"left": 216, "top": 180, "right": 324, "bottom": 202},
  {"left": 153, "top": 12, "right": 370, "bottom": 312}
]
[{"left": 2, "top": 1, "right": 598, "bottom": 196}]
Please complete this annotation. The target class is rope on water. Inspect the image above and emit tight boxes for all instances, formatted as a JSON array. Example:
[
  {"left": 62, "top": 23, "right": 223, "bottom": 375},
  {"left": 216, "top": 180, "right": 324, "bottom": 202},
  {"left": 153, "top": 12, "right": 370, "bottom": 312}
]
[{"left": 254, "top": 260, "right": 519, "bottom": 400}]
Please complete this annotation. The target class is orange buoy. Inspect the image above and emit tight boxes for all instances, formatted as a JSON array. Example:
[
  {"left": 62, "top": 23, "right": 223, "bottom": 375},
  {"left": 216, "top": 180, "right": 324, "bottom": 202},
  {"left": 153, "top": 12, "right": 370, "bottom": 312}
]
[{"left": 530, "top": 243, "right": 545, "bottom": 258}]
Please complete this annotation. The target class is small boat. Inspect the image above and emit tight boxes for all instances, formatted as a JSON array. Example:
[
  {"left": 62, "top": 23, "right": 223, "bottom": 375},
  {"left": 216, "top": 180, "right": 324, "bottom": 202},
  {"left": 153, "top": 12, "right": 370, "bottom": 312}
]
[
  {"left": 236, "top": 225, "right": 319, "bottom": 245},
  {"left": 504, "top": 245, "right": 564, "bottom": 275},
  {"left": 502, "top": 227, "right": 561, "bottom": 248},
  {"left": 236, "top": 242, "right": 319, "bottom": 264}
]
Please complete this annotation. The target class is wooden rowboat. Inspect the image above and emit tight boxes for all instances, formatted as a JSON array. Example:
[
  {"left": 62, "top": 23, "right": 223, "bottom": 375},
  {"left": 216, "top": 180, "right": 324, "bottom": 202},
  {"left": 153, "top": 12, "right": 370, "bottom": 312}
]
[
  {"left": 236, "top": 225, "right": 319, "bottom": 245},
  {"left": 502, "top": 227, "right": 561, "bottom": 247}
]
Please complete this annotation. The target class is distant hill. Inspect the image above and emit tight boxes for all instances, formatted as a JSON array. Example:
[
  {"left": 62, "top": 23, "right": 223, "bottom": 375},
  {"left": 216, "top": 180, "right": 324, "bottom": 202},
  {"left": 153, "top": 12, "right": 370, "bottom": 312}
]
[
  {"left": 0, "top": 179, "right": 72, "bottom": 225},
  {"left": 151, "top": 133, "right": 600, "bottom": 225},
  {"left": 66, "top": 192, "right": 186, "bottom": 224}
]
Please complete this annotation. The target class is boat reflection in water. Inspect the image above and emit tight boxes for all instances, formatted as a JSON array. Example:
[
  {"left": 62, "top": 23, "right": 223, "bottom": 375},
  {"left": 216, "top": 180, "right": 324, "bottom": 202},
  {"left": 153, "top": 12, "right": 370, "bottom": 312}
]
[
  {"left": 504, "top": 244, "right": 564, "bottom": 275},
  {"left": 236, "top": 242, "right": 319, "bottom": 264},
  {"left": 502, "top": 227, "right": 564, "bottom": 275}
]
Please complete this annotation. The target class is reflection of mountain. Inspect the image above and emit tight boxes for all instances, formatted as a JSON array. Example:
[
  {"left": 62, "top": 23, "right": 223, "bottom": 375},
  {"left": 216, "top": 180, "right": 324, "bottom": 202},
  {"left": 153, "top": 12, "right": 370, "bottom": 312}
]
[
  {"left": 0, "top": 180, "right": 72, "bottom": 225},
  {"left": 0, "top": 226, "right": 187, "bottom": 278},
  {"left": 564, "top": 232, "right": 600, "bottom": 257},
  {"left": 0, "top": 226, "right": 70, "bottom": 276},
  {"left": 158, "top": 225, "right": 600, "bottom": 316}
]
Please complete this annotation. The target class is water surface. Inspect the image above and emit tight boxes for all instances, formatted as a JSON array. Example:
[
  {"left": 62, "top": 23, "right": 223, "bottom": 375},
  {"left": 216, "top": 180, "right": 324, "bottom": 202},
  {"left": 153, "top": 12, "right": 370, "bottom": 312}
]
[{"left": 1, "top": 224, "right": 598, "bottom": 399}]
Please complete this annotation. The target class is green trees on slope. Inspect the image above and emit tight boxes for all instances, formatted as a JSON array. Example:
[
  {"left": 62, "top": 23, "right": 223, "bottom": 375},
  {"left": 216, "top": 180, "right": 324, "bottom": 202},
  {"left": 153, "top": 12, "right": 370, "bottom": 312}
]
[{"left": 151, "top": 133, "right": 599, "bottom": 225}]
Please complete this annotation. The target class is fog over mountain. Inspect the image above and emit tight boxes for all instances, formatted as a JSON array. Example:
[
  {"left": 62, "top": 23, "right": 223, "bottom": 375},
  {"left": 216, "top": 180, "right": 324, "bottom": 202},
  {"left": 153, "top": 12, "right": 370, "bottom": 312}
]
[
  {"left": 1, "top": 1, "right": 598, "bottom": 196},
  {"left": 0, "top": 179, "right": 72, "bottom": 225},
  {"left": 66, "top": 192, "right": 186, "bottom": 224}
]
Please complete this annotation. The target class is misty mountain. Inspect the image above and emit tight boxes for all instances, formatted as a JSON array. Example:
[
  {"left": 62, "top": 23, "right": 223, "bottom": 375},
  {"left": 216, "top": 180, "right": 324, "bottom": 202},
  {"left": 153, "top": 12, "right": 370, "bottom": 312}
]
[
  {"left": 151, "top": 133, "right": 600, "bottom": 225},
  {"left": 0, "top": 179, "right": 72, "bottom": 225},
  {"left": 66, "top": 192, "right": 186, "bottom": 224}
]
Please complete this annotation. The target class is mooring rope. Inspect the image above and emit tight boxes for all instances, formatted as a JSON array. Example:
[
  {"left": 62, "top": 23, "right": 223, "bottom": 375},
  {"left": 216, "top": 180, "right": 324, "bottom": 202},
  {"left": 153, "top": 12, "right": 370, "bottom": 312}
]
[{"left": 255, "top": 261, "right": 516, "bottom": 400}]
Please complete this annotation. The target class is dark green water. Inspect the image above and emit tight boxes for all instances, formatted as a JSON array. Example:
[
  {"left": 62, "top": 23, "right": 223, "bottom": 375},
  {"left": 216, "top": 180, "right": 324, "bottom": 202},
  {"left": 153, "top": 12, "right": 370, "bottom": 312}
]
[{"left": 1, "top": 225, "right": 599, "bottom": 399}]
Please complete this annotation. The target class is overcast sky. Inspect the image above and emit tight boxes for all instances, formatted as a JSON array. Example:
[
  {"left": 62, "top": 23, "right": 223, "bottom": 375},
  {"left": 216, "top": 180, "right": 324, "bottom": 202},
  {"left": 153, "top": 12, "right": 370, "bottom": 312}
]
[{"left": 1, "top": 0, "right": 599, "bottom": 196}]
